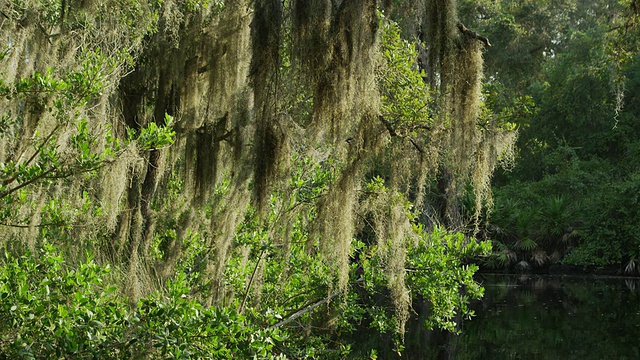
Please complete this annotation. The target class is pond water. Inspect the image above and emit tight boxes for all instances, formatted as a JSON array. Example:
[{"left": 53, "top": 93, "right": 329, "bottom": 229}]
[{"left": 361, "top": 274, "right": 640, "bottom": 359}]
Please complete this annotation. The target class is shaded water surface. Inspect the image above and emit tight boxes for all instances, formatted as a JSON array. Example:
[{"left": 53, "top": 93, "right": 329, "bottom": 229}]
[
  {"left": 439, "top": 274, "right": 640, "bottom": 359},
  {"left": 360, "top": 274, "right": 640, "bottom": 359}
]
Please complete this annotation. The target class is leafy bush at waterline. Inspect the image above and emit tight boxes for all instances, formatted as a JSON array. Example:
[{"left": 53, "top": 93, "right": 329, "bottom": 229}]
[{"left": 0, "top": 244, "right": 284, "bottom": 359}]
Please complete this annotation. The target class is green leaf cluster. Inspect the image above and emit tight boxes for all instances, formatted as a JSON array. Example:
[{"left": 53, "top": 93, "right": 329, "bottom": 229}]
[
  {"left": 0, "top": 244, "right": 284, "bottom": 359},
  {"left": 377, "top": 14, "right": 433, "bottom": 135}
]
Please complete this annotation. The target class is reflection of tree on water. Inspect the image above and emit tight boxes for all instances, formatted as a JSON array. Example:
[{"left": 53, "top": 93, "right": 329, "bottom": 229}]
[
  {"left": 439, "top": 275, "right": 640, "bottom": 359},
  {"left": 353, "top": 275, "right": 640, "bottom": 359},
  {"left": 626, "top": 279, "right": 637, "bottom": 291}
]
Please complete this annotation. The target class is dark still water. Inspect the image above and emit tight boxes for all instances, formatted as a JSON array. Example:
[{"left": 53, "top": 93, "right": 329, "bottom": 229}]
[
  {"left": 360, "top": 274, "right": 640, "bottom": 359},
  {"left": 437, "top": 274, "right": 640, "bottom": 360}
]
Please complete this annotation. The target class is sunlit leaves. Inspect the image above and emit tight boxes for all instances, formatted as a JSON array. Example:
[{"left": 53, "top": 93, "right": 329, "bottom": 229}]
[
  {"left": 406, "top": 226, "right": 490, "bottom": 333},
  {"left": 136, "top": 114, "right": 176, "bottom": 150},
  {"left": 377, "top": 14, "right": 433, "bottom": 135},
  {"left": 0, "top": 245, "right": 284, "bottom": 359}
]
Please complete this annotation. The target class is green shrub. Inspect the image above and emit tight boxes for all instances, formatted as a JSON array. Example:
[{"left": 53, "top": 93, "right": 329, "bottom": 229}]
[{"left": 0, "top": 245, "right": 285, "bottom": 359}]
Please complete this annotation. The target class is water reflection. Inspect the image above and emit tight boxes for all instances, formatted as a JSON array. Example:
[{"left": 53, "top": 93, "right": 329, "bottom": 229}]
[
  {"left": 357, "top": 274, "right": 640, "bottom": 359},
  {"left": 434, "top": 274, "right": 640, "bottom": 359}
]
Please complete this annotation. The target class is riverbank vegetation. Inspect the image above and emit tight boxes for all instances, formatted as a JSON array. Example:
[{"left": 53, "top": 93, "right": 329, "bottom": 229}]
[
  {"left": 463, "top": 0, "right": 640, "bottom": 273},
  {"left": 0, "top": 0, "right": 638, "bottom": 358}
]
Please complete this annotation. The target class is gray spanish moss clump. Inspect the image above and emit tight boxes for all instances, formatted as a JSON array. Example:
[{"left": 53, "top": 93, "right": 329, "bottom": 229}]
[
  {"left": 361, "top": 185, "right": 416, "bottom": 336},
  {"left": 111, "top": 1, "right": 256, "bottom": 303},
  {"left": 295, "top": 0, "right": 382, "bottom": 291},
  {"left": 419, "top": 0, "right": 515, "bottom": 229},
  {"left": 251, "top": 0, "right": 287, "bottom": 216}
]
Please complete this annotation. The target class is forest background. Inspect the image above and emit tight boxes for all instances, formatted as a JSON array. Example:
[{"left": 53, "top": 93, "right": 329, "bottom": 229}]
[{"left": 0, "top": 0, "right": 638, "bottom": 358}]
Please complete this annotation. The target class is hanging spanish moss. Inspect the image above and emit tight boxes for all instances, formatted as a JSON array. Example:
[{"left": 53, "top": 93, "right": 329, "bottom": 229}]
[
  {"left": 420, "top": 0, "right": 506, "bottom": 229},
  {"left": 251, "top": 0, "right": 287, "bottom": 214},
  {"left": 360, "top": 183, "right": 415, "bottom": 336},
  {"left": 0, "top": 0, "right": 514, "bottom": 345}
]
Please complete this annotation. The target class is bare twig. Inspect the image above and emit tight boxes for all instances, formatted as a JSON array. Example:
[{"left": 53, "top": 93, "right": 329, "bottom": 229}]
[{"left": 239, "top": 248, "right": 265, "bottom": 313}]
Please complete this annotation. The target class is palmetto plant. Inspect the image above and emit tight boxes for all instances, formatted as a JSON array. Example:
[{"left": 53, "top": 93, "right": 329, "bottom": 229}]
[{"left": 536, "top": 196, "right": 573, "bottom": 245}]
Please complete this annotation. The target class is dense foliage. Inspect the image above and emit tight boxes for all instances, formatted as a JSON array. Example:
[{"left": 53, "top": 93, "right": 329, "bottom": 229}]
[
  {"left": 0, "top": 244, "right": 283, "bottom": 359},
  {"left": 0, "top": 0, "right": 502, "bottom": 357},
  {"left": 459, "top": 0, "right": 640, "bottom": 272}
]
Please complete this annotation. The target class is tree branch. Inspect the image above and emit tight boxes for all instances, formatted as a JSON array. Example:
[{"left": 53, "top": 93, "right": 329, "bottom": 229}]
[
  {"left": 409, "top": 138, "right": 424, "bottom": 154},
  {"left": 0, "top": 167, "right": 56, "bottom": 199},
  {"left": 377, "top": 115, "right": 426, "bottom": 154},
  {"left": 2, "top": 123, "right": 62, "bottom": 186},
  {"left": 239, "top": 248, "right": 265, "bottom": 314},
  {"left": 457, "top": 22, "right": 491, "bottom": 47},
  {"left": 269, "top": 278, "right": 364, "bottom": 329},
  {"left": 379, "top": 115, "right": 398, "bottom": 137},
  {"left": 268, "top": 291, "right": 341, "bottom": 329}
]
